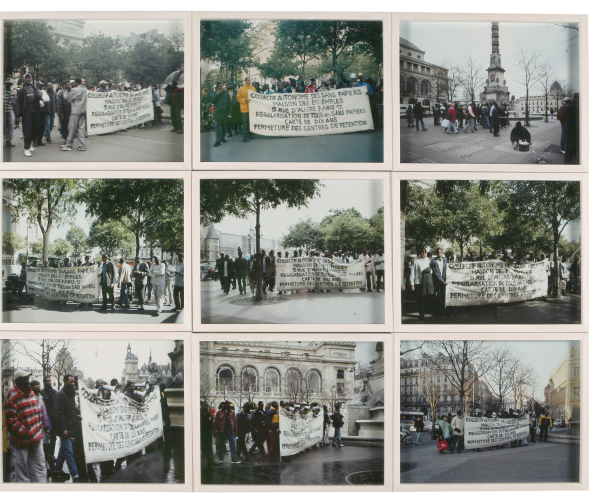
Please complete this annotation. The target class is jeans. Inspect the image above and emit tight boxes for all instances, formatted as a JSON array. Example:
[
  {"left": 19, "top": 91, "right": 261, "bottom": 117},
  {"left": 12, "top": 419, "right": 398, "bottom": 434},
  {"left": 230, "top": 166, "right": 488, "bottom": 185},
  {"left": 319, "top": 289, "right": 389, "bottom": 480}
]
[
  {"left": 242, "top": 112, "right": 250, "bottom": 139},
  {"left": 171, "top": 104, "right": 183, "bottom": 131},
  {"left": 465, "top": 117, "right": 475, "bottom": 132},
  {"left": 416, "top": 432, "right": 422, "bottom": 444},
  {"left": 450, "top": 435, "right": 463, "bottom": 452},
  {"left": 560, "top": 122, "right": 567, "bottom": 151},
  {"left": 173, "top": 285, "right": 184, "bottom": 309},
  {"left": 214, "top": 122, "right": 226, "bottom": 142},
  {"left": 119, "top": 283, "right": 130, "bottom": 307},
  {"left": 446, "top": 121, "right": 458, "bottom": 134},
  {"left": 415, "top": 118, "right": 425, "bottom": 131},
  {"left": 236, "top": 276, "right": 247, "bottom": 294},
  {"left": 13, "top": 440, "right": 47, "bottom": 483},
  {"left": 55, "top": 436, "right": 79, "bottom": 478},
  {"left": 135, "top": 283, "right": 144, "bottom": 305},
  {"left": 45, "top": 111, "right": 55, "bottom": 139},
  {"left": 217, "top": 430, "right": 238, "bottom": 462},
  {"left": 332, "top": 426, "right": 342, "bottom": 446},
  {"left": 65, "top": 113, "right": 86, "bottom": 149},
  {"left": 4, "top": 109, "right": 14, "bottom": 143},
  {"left": 482, "top": 115, "right": 490, "bottom": 128}
]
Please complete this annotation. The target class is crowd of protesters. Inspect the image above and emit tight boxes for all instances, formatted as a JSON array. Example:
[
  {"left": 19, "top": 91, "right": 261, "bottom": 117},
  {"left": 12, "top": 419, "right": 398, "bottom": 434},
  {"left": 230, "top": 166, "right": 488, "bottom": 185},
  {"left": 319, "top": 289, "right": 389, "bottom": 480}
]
[
  {"left": 2, "top": 370, "right": 171, "bottom": 483},
  {"left": 200, "top": 399, "right": 345, "bottom": 467},
  {"left": 4, "top": 75, "right": 184, "bottom": 157}
]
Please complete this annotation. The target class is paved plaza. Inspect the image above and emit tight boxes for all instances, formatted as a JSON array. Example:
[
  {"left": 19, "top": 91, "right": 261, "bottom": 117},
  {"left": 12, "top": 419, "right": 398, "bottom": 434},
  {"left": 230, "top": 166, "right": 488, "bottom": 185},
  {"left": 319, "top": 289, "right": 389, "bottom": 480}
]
[
  {"left": 402, "top": 294, "right": 581, "bottom": 325},
  {"left": 200, "top": 280, "right": 386, "bottom": 324},
  {"left": 200, "top": 129, "right": 384, "bottom": 163},
  {"left": 202, "top": 444, "right": 384, "bottom": 485},
  {"left": 401, "top": 432, "right": 579, "bottom": 484},
  {"left": 400, "top": 117, "right": 566, "bottom": 164},
  {"left": 2, "top": 291, "right": 184, "bottom": 324}
]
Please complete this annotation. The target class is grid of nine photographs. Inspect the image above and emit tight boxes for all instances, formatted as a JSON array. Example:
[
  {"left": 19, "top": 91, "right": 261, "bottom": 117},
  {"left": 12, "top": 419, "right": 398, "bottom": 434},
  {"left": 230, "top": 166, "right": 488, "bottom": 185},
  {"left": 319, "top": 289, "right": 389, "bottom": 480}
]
[{"left": 0, "top": 9, "right": 587, "bottom": 494}]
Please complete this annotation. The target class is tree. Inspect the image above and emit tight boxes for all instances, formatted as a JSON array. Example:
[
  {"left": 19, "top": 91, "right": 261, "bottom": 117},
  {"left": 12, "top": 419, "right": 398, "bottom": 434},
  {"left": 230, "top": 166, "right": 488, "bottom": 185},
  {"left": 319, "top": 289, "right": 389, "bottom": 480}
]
[
  {"left": 65, "top": 224, "right": 87, "bottom": 259},
  {"left": 5, "top": 21, "right": 55, "bottom": 83},
  {"left": 200, "top": 179, "right": 322, "bottom": 300},
  {"left": 80, "top": 179, "right": 184, "bottom": 256},
  {"left": 368, "top": 207, "right": 385, "bottom": 251},
  {"left": 80, "top": 33, "right": 122, "bottom": 84},
  {"left": 40, "top": 40, "right": 77, "bottom": 84},
  {"left": 421, "top": 341, "right": 492, "bottom": 412},
  {"left": 13, "top": 339, "right": 72, "bottom": 379},
  {"left": 273, "top": 21, "right": 323, "bottom": 81},
  {"left": 458, "top": 53, "right": 485, "bottom": 102},
  {"left": 124, "top": 39, "right": 169, "bottom": 85},
  {"left": 281, "top": 218, "right": 322, "bottom": 255},
  {"left": 30, "top": 239, "right": 43, "bottom": 255},
  {"left": 86, "top": 219, "right": 135, "bottom": 260},
  {"left": 514, "top": 45, "right": 544, "bottom": 126},
  {"left": 510, "top": 363, "right": 536, "bottom": 412},
  {"left": 199, "top": 363, "right": 217, "bottom": 408},
  {"left": 537, "top": 63, "right": 558, "bottom": 123},
  {"left": 52, "top": 346, "right": 78, "bottom": 389},
  {"left": 320, "top": 210, "right": 372, "bottom": 253},
  {"left": 507, "top": 181, "right": 580, "bottom": 297},
  {"left": 2, "top": 232, "right": 26, "bottom": 260},
  {"left": 141, "top": 193, "right": 184, "bottom": 258},
  {"left": 482, "top": 344, "right": 515, "bottom": 412},
  {"left": 49, "top": 238, "right": 73, "bottom": 258},
  {"left": 4, "top": 179, "right": 79, "bottom": 265},
  {"left": 257, "top": 54, "right": 298, "bottom": 83},
  {"left": 444, "top": 63, "right": 462, "bottom": 103},
  {"left": 417, "top": 366, "right": 443, "bottom": 422}
]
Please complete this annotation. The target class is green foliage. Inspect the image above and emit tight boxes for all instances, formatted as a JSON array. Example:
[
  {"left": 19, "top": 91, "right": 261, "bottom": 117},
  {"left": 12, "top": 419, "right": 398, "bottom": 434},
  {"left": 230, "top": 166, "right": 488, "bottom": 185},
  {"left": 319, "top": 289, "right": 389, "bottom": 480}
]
[
  {"left": 4, "top": 179, "right": 79, "bottom": 265},
  {"left": 80, "top": 179, "right": 184, "bottom": 256},
  {"left": 5, "top": 21, "right": 54, "bottom": 82},
  {"left": 273, "top": 21, "right": 323, "bottom": 80},
  {"left": 80, "top": 33, "right": 122, "bottom": 84},
  {"left": 123, "top": 39, "right": 171, "bottom": 85},
  {"left": 257, "top": 54, "right": 299, "bottom": 82},
  {"left": 86, "top": 219, "right": 135, "bottom": 259},
  {"left": 2, "top": 231, "right": 26, "bottom": 257},
  {"left": 30, "top": 239, "right": 43, "bottom": 254},
  {"left": 40, "top": 40, "right": 78, "bottom": 84},
  {"left": 49, "top": 238, "right": 73, "bottom": 257},
  {"left": 281, "top": 218, "right": 323, "bottom": 255},
  {"left": 65, "top": 224, "right": 87, "bottom": 257},
  {"left": 320, "top": 210, "right": 372, "bottom": 253}
]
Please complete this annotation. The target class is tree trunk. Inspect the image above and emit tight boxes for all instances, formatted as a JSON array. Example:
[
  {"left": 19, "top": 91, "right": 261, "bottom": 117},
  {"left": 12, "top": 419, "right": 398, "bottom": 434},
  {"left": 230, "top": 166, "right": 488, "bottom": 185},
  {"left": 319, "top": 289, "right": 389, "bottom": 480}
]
[
  {"left": 525, "top": 87, "right": 530, "bottom": 127},
  {"left": 135, "top": 229, "right": 141, "bottom": 257}
]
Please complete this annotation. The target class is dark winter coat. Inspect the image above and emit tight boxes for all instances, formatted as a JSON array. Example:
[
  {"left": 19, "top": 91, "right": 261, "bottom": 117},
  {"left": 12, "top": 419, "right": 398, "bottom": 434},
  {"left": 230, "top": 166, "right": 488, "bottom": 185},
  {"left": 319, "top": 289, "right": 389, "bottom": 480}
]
[
  {"left": 211, "top": 90, "right": 230, "bottom": 123},
  {"left": 53, "top": 387, "right": 79, "bottom": 437},
  {"left": 510, "top": 122, "right": 531, "bottom": 143}
]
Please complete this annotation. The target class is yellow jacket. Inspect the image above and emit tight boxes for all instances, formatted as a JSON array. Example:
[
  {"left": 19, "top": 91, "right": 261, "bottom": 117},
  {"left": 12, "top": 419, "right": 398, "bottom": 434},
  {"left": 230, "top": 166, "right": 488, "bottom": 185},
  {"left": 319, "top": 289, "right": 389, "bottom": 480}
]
[{"left": 236, "top": 84, "right": 256, "bottom": 113}]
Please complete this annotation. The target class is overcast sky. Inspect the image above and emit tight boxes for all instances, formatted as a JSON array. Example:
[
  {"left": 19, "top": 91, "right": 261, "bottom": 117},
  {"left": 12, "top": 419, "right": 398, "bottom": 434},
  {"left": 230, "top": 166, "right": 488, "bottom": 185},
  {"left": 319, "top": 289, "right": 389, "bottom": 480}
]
[
  {"left": 400, "top": 21, "right": 580, "bottom": 99},
  {"left": 83, "top": 20, "right": 183, "bottom": 39},
  {"left": 401, "top": 339, "right": 579, "bottom": 394},
  {"left": 210, "top": 180, "right": 384, "bottom": 242},
  {"left": 8, "top": 339, "right": 176, "bottom": 383}
]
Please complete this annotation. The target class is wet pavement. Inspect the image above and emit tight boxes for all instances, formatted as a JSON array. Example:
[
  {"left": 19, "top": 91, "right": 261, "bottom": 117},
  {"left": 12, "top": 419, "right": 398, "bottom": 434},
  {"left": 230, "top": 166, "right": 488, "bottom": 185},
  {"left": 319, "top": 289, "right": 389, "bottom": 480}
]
[{"left": 201, "top": 444, "right": 384, "bottom": 485}]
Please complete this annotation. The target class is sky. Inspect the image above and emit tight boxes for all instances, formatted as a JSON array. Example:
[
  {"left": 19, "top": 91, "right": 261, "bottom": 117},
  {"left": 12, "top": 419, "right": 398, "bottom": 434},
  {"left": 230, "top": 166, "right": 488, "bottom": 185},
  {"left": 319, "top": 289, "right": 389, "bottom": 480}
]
[
  {"left": 50, "top": 202, "right": 91, "bottom": 243},
  {"left": 83, "top": 20, "right": 183, "bottom": 39},
  {"left": 7, "top": 339, "right": 176, "bottom": 384},
  {"left": 211, "top": 180, "right": 385, "bottom": 242},
  {"left": 401, "top": 339, "right": 579, "bottom": 394},
  {"left": 400, "top": 21, "right": 580, "bottom": 99},
  {"left": 355, "top": 342, "right": 379, "bottom": 366}
]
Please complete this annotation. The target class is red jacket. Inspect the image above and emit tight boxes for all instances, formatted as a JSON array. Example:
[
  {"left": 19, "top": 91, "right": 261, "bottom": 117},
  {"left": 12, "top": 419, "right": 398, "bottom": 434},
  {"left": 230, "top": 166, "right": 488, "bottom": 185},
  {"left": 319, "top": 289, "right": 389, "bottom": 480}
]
[
  {"left": 213, "top": 408, "right": 237, "bottom": 433},
  {"left": 3, "top": 385, "right": 43, "bottom": 448},
  {"left": 447, "top": 107, "right": 456, "bottom": 122},
  {"left": 557, "top": 103, "right": 567, "bottom": 123}
]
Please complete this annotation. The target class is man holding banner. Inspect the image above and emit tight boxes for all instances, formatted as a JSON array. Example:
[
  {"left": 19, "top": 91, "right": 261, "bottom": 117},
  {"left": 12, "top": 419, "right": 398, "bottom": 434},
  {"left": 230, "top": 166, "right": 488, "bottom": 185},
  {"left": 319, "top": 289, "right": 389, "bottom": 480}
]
[{"left": 236, "top": 77, "right": 256, "bottom": 142}]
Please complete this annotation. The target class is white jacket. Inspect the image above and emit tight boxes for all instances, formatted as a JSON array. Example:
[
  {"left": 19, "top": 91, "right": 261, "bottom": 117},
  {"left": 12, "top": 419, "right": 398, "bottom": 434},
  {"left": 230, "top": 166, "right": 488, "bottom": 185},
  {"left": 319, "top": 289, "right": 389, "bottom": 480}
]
[{"left": 148, "top": 263, "right": 166, "bottom": 286}]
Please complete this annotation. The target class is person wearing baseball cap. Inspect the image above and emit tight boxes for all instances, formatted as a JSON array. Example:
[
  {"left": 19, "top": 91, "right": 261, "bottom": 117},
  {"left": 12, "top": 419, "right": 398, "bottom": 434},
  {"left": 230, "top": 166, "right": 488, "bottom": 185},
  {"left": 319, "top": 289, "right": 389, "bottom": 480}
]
[{"left": 3, "top": 369, "right": 46, "bottom": 482}]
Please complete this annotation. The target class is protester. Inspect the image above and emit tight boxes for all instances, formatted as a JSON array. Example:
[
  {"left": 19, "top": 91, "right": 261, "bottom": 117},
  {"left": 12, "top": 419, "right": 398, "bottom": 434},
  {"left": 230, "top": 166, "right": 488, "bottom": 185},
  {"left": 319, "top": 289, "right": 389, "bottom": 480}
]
[
  {"left": 200, "top": 402, "right": 217, "bottom": 467},
  {"left": 4, "top": 78, "right": 18, "bottom": 147},
  {"left": 117, "top": 258, "right": 132, "bottom": 308},
  {"left": 557, "top": 97, "right": 571, "bottom": 155},
  {"left": 133, "top": 256, "right": 149, "bottom": 311},
  {"left": 211, "top": 82, "right": 230, "bottom": 147},
  {"left": 61, "top": 78, "right": 87, "bottom": 152},
  {"left": 331, "top": 403, "right": 345, "bottom": 448},
  {"left": 413, "top": 102, "right": 426, "bottom": 131},
  {"left": 236, "top": 77, "right": 256, "bottom": 142},
  {"left": 172, "top": 254, "right": 184, "bottom": 312},
  {"left": 414, "top": 416, "right": 424, "bottom": 445},
  {"left": 148, "top": 256, "right": 166, "bottom": 316},
  {"left": 450, "top": 410, "right": 464, "bottom": 453},
  {"left": 99, "top": 254, "right": 116, "bottom": 311},
  {"left": 168, "top": 80, "right": 184, "bottom": 134},
  {"left": 53, "top": 374, "right": 81, "bottom": 482},
  {"left": 214, "top": 401, "right": 240, "bottom": 464},
  {"left": 17, "top": 74, "right": 43, "bottom": 157},
  {"left": 564, "top": 93, "right": 579, "bottom": 165},
  {"left": 40, "top": 376, "right": 57, "bottom": 460}
]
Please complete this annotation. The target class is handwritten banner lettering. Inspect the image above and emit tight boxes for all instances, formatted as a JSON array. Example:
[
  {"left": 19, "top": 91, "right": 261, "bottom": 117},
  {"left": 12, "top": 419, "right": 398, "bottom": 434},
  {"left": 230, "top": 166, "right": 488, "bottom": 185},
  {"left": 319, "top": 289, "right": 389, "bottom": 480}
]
[
  {"left": 446, "top": 259, "right": 549, "bottom": 306},
  {"left": 464, "top": 415, "right": 530, "bottom": 449},
  {"left": 279, "top": 407, "right": 324, "bottom": 457},
  {"left": 26, "top": 264, "right": 100, "bottom": 303},
  {"left": 247, "top": 87, "right": 374, "bottom": 137},
  {"left": 86, "top": 88, "right": 154, "bottom": 135},
  {"left": 276, "top": 257, "right": 366, "bottom": 292},
  {"left": 79, "top": 385, "right": 164, "bottom": 463}
]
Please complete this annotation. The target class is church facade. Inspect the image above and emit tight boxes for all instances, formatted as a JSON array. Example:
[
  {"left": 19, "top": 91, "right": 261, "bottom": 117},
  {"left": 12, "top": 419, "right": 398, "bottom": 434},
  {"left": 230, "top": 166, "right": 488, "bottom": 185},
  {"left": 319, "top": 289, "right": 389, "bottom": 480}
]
[{"left": 121, "top": 343, "right": 172, "bottom": 386}]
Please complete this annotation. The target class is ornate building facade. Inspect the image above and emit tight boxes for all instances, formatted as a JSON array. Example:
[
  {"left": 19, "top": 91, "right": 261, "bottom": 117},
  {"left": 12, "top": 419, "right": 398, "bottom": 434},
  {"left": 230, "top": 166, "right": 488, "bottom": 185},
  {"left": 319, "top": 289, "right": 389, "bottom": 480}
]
[
  {"left": 121, "top": 343, "right": 172, "bottom": 385},
  {"left": 200, "top": 341, "right": 357, "bottom": 410},
  {"left": 545, "top": 347, "right": 580, "bottom": 421},
  {"left": 46, "top": 21, "right": 85, "bottom": 46},
  {"left": 399, "top": 37, "right": 448, "bottom": 106}
]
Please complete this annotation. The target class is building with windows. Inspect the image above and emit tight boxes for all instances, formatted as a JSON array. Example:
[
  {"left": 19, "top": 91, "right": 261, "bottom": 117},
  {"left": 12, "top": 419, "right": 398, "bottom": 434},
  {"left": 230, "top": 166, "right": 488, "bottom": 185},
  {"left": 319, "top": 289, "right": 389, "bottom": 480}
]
[
  {"left": 545, "top": 347, "right": 580, "bottom": 422},
  {"left": 2, "top": 187, "right": 41, "bottom": 266},
  {"left": 399, "top": 37, "right": 448, "bottom": 107},
  {"left": 121, "top": 343, "right": 172, "bottom": 386},
  {"left": 116, "top": 29, "right": 166, "bottom": 50},
  {"left": 200, "top": 341, "right": 357, "bottom": 411},
  {"left": 46, "top": 21, "right": 85, "bottom": 46},
  {"left": 511, "top": 82, "right": 568, "bottom": 118}
]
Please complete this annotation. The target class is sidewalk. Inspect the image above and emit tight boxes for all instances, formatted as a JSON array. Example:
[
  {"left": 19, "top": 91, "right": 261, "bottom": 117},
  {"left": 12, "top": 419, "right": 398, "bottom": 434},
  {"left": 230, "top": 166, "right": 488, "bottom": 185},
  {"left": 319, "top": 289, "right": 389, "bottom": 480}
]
[{"left": 201, "top": 280, "right": 386, "bottom": 324}]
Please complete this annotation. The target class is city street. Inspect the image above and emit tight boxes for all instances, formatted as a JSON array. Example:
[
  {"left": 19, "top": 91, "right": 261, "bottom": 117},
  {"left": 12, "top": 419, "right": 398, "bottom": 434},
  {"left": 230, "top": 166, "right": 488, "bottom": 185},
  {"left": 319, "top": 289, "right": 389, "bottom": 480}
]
[
  {"left": 4, "top": 112, "right": 183, "bottom": 163},
  {"left": 2, "top": 291, "right": 184, "bottom": 324},
  {"left": 402, "top": 294, "right": 581, "bottom": 325},
  {"left": 202, "top": 444, "right": 384, "bottom": 485},
  {"left": 200, "top": 280, "right": 386, "bottom": 324},
  {"left": 400, "top": 117, "right": 565, "bottom": 164},
  {"left": 401, "top": 432, "right": 579, "bottom": 483},
  {"left": 200, "top": 129, "right": 384, "bottom": 163}
]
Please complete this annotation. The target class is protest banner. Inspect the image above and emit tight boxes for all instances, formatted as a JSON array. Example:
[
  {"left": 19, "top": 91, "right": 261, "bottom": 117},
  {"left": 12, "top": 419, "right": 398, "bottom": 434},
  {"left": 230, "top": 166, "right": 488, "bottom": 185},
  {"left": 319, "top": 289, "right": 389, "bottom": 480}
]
[
  {"left": 279, "top": 407, "right": 324, "bottom": 457},
  {"left": 247, "top": 87, "right": 374, "bottom": 137},
  {"left": 446, "top": 259, "right": 549, "bottom": 306},
  {"left": 276, "top": 257, "right": 366, "bottom": 292},
  {"left": 26, "top": 264, "right": 100, "bottom": 303},
  {"left": 86, "top": 88, "right": 154, "bottom": 135},
  {"left": 79, "top": 384, "right": 164, "bottom": 463},
  {"left": 464, "top": 415, "right": 530, "bottom": 450}
]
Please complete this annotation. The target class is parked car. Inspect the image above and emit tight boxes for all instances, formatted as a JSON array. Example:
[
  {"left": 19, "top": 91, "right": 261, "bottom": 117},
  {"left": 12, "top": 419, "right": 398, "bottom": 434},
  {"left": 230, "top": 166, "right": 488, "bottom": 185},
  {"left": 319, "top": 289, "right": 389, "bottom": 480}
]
[
  {"left": 553, "top": 419, "right": 566, "bottom": 428},
  {"left": 401, "top": 420, "right": 416, "bottom": 432},
  {"left": 422, "top": 421, "right": 433, "bottom": 432}
]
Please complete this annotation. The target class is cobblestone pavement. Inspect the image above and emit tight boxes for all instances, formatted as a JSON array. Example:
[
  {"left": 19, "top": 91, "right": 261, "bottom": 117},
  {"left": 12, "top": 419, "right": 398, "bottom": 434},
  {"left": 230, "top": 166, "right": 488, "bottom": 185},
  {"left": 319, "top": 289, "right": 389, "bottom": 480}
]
[{"left": 400, "top": 117, "right": 567, "bottom": 164}]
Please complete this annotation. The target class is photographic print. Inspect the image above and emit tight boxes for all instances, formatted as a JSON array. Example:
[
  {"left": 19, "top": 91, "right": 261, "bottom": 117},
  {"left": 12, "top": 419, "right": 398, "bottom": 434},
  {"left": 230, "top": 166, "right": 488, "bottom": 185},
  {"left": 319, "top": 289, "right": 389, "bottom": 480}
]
[
  {"left": 2, "top": 176, "right": 185, "bottom": 325},
  {"left": 399, "top": 339, "right": 581, "bottom": 484},
  {"left": 199, "top": 177, "right": 387, "bottom": 325},
  {"left": 2, "top": 338, "right": 186, "bottom": 484},
  {"left": 400, "top": 180, "right": 581, "bottom": 325},
  {"left": 199, "top": 340, "right": 385, "bottom": 486},
  {"left": 3, "top": 18, "right": 185, "bottom": 162},
  {"left": 199, "top": 19, "right": 384, "bottom": 163},
  {"left": 399, "top": 21, "right": 580, "bottom": 165}
]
